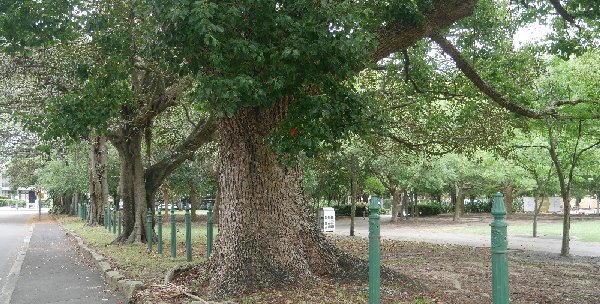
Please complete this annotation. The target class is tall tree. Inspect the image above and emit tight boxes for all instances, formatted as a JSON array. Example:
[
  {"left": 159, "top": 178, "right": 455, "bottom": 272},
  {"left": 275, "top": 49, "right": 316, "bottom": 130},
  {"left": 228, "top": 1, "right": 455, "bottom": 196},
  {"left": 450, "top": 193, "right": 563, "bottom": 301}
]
[{"left": 154, "top": 0, "right": 476, "bottom": 296}]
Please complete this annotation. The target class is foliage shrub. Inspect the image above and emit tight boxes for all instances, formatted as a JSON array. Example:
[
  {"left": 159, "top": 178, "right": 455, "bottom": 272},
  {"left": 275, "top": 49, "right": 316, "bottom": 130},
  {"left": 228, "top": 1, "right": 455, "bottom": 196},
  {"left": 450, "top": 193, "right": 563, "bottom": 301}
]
[
  {"left": 512, "top": 198, "right": 524, "bottom": 213},
  {"left": 335, "top": 204, "right": 367, "bottom": 216},
  {"left": 48, "top": 205, "right": 62, "bottom": 215},
  {"left": 414, "top": 201, "right": 454, "bottom": 216},
  {"left": 0, "top": 199, "right": 26, "bottom": 207},
  {"left": 416, "top": 203, "right": 441, "bottom": 216},
  {"left": 334, "top": 204, "right": 386, "bottom": 216},
  {"left": 464, "top": 199, "right": 492, "bottom": 213}
]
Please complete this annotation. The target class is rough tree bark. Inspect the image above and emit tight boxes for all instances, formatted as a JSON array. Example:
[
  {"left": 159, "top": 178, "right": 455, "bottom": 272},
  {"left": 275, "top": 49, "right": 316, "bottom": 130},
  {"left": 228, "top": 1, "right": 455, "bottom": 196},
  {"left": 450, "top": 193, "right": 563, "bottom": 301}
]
[
  {"left": 450, "top": 184, "right": 458, "bottom": 221},
  {"left": 548, "top": 127, "right": 571, "bottom": 256},
  {"left": 350, "top": 164, "right": 358, "bottom": 236},
  {"left": 411, "top": 192, "right": 419, "bottom": 217},
  {"left": 401, "top": 189, "right": 409, "bottom": 219},
  {"left": 503, "top": 181, "right": 514, "bottom": 217},
  {"left": 87, "top": 135, "right": 108, "bottom": 225},
  {"left": 391, "top": 188, "right": 401, "bottom": 223},
  {"left": 199, "top": 0, "right": 477, "bottom": 297},
  {"left": 208, "top": 104, "right": 368, "bottom": 297},
  {"left": 111, "top": 127, "right": 148, "bottom": 243}
]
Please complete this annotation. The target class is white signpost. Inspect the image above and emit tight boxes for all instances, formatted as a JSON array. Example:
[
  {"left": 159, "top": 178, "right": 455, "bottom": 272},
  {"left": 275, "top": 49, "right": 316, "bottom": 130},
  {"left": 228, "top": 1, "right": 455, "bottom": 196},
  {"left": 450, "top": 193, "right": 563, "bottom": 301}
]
[
  {"left": 548, "top": 197, "right": 562, "bottom": 213},
  {"left": 523, "top": 197, "right": 535, "bottom": 212}
]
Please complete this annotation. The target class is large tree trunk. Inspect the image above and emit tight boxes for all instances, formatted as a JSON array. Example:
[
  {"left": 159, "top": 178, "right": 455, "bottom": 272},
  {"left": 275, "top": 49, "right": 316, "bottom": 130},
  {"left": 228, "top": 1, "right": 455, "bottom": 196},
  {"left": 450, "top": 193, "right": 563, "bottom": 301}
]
[
  {"left": 503, "top": 181, "right": 514, "bottom": 217},
  {"left": 112, "top": 129, "right": 149, "bottom": 244},
  {"left": 350, "top": 165, "right": 358, "bottom": 236},
  {"left": 451, "top": 184, "right": 459, "bottom": 221},
  {"left": 533, "top": 196, "right": 542, "bottom": 238},
  {"left": 208, "top": 106, "right": 357, "bottom": 298},
  {"left": 548, "top": 126, "right": 571, "bottom": 256},
  {"left": 69, "top": 192, "right": 78, "bottom": 216},
  {"left": 54, "top": 194, "right": 69, "bottom": 214},
  {"left": 401, "top": 189, "right": 409, "bottom": 219},
  {"left": 87, "top": 135, "right": 109, "bottom": 225},
  {"left": 411, "top": 191, "right": 418, "bottom": 217},
  {"left": 391, "top": 188, "right": 400, "bottom": 223}
]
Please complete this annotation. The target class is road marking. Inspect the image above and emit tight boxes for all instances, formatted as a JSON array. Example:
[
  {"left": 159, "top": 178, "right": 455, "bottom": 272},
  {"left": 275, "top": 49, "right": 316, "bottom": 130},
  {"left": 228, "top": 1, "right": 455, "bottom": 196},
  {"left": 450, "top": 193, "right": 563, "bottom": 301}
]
[{"left": 0, "top": 224, "right": 34, "bottom": 304}]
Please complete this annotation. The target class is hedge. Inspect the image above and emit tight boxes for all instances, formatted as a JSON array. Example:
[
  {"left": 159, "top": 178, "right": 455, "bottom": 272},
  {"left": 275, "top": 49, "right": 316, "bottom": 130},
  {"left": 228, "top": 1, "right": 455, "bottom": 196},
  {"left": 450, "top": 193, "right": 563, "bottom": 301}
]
[{"left": 0, "top": 199, "right": 27, "bottom": 207}]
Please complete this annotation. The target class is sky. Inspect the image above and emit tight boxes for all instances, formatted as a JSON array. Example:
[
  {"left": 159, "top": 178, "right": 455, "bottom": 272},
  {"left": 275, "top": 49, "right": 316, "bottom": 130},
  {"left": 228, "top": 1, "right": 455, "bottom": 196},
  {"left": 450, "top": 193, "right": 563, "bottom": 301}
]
[{"left": 513, "top": 22, "right": 553, "bottom": 49}]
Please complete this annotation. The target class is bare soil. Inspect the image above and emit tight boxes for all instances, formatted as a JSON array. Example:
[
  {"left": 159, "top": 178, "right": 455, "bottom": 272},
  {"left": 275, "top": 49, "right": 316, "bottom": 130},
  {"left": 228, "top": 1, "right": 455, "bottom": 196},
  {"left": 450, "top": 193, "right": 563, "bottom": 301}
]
[{"left": 140, "top": 214, "right": 600, "bottom": 303}]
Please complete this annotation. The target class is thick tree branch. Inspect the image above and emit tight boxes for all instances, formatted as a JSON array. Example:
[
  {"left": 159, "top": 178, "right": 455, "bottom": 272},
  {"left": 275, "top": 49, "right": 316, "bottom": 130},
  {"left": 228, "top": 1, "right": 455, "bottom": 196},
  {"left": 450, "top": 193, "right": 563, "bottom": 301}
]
[
  {"left": 430, "top": 32, "right": 598, "bottom": 119},
  {"left": 399, "top": 50, "right": 464, "bottom": 99},
  {"left": 373, "top": 0, "right": 477, "bottom": 62},
  {"left": 381, "top": 131, "right": 455, "bottom": 156},
  {"left": 131, "top": 74, "right": 191, "bottom": 128},
  {"left": 144, "top": 115, "right": 218, "bottom": 194},
  {"left": 548, "top": 0, "right": 580, "bottom": 29},
  {"left": 430, "top": 32, "right": 552, "bottom": 118}
]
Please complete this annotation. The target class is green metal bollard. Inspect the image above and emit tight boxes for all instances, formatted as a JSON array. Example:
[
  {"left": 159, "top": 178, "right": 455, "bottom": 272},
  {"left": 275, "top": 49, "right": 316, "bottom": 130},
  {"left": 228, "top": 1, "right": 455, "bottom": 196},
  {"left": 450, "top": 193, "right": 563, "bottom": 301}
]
[
  {"left": 118, "top": 208, "right": 122, "bottom": 236},
  {"left": 147, "top": 208, "right": 153, "bottom": 252},
  {"left": 112, "top": 208, "right": 117, "bottom": 234},
  {"left": 207, "top": 202, "right": 214, "bottom": 259},
  {"left": 368, "top": 194, "right": 381, "bottom": 304},
  {"left": 171, "top": 207, "right": 176, "bottom": 260},
  {"left": 104, "top": 205, "right": 108, "bottom": 229},
  {"left": 108, "top": 206, "right": 113, "bottom": 232},
  {"left": 185, "top": 204, "right": 192, "bottom": 262},
  {"left": 158, "top": 207, "right": 163, "bottom": 254},
  {"left": 77, "top": 203, "right": 81, "bottom": 219},
  {"left": 491, "top": 192, "right": 510, "bottom": 304}
]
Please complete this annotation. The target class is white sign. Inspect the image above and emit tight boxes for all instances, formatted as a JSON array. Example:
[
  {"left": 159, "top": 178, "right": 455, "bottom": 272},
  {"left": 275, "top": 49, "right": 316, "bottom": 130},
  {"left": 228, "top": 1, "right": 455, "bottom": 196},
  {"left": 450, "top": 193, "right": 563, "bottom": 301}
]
[
  {"left": 523, "top": 197, "right": 535, "bottom": 212},
  {"left": 549, "top": 197, "right": 563, "bottom": 212}
]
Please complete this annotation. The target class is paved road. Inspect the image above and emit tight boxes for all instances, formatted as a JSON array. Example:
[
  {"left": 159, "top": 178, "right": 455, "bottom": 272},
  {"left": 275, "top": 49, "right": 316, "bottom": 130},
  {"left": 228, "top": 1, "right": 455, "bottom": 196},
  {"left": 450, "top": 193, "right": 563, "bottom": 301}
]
[
  {"left": 0, "top": 207, "right": 124, "bottom": 304},
  {"left": 333, "top": 215, "right": 600, "bottom": 257},
  {"left": 0, "top": 209, "right": 32, "bottom": 304}
]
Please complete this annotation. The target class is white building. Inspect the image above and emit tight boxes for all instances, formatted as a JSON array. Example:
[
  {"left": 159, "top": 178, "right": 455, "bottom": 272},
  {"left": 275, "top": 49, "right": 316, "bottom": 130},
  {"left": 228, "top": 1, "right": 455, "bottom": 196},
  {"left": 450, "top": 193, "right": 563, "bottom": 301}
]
[{"left": 0, "top": 165, "right": 10, "bottom": 197}]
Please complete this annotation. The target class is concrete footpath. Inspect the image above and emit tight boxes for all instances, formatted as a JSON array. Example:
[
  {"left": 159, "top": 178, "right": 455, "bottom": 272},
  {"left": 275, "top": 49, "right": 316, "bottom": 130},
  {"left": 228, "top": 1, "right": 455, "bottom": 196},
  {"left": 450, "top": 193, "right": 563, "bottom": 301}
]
[
  {"left": 333, "top": 215, "right": 600, "bottom": 257},
  {"left": 8, "top": 221, "right": 125, "bottom": 304}
]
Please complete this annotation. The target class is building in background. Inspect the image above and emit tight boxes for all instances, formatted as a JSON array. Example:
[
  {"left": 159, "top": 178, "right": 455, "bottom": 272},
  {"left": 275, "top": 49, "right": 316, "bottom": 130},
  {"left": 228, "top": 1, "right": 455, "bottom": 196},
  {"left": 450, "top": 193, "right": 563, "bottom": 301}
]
[{"left": 0, "top": 164, "right": 10, "bottom": 197}]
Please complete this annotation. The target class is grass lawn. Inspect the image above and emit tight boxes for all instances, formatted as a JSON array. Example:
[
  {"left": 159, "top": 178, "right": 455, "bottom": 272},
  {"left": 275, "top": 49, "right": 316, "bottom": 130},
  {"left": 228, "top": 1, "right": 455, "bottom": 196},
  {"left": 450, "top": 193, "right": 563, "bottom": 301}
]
[
  {"left": 451, "top": 219, "right": 600, "bottom": 242},
  {"left": 61, "top": 215, "right": 215, "bottom": 284}
]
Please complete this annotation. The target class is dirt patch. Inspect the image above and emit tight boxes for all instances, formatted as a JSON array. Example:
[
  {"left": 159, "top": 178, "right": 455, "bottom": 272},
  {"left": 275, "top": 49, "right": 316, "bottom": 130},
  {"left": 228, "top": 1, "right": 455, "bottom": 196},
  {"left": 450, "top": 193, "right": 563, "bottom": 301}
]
[
  {"left": 131, "top": 214, "right": 600, "bottom": 303},
  {"left": 26, "top": 213, "right": 55, "bottom": 226},
  {"left": 144, "top": 235, "right": 600, "bottom": 303}
]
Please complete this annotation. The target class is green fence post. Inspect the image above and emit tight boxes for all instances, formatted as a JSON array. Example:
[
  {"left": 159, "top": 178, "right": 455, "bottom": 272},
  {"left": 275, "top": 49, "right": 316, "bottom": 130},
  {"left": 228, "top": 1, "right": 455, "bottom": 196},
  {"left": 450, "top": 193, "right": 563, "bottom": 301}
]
[
  {"left": 185, "top": 204, "right": 192, "bottom": 262},
  {"left": 157, "top": 207, "right": 163, "bottom": 254},
  {"left": 207, "top": 202, "right": 214, "bottom": 260},
  {"left": 368, "top": 194, "right": 381, "bottom": 304},
  {"left": 104, "top": 205, "right": 108, "bottom": 229},
  {"left": 118, "top": 207, "right": 122, "bottom": 236},
  {"left": 171, "top": 207, "right": 176, "bottom": 260},
  {"left": 112, "top": 207, "right": 117, "bottom": 234},
  {"left": 596, "top": 192, "right": 599, "bottom": 216},
  {"left": 491, "top": 192, "right": 510, "bottom": 304},
  {"left": 108, "top": 206, "right": 113, "bottom": 232},
  {"left": 147, "top": 208, "right": 153, "bottom": 252},
  {"left": 77, "top": 203, "right": 81, "bottom": 219}
]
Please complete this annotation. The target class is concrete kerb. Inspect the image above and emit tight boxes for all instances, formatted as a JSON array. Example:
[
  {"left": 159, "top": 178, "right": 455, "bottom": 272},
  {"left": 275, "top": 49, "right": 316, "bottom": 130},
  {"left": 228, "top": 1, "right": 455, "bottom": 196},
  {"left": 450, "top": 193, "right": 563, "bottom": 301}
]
[{"left": 59, "top": 222, "right": 144, "bottom": 303}]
